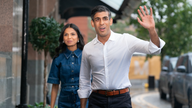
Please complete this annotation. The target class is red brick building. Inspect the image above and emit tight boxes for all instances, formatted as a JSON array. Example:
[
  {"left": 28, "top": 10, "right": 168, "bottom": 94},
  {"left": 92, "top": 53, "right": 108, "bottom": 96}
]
[{"left": 0, "top": 0, "right": 140, "bottom": 107}]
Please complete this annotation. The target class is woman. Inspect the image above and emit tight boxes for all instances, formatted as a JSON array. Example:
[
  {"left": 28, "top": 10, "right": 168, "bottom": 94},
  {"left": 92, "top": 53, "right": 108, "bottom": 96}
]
[{"left": 47, "top": 23, "right": 86, "bottom": 108}]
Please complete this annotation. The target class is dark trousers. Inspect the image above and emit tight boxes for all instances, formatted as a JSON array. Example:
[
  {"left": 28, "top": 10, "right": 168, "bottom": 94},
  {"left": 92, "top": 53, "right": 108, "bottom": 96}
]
[{"left": 88, "top": 91, "right": 132, "bottom": 108}]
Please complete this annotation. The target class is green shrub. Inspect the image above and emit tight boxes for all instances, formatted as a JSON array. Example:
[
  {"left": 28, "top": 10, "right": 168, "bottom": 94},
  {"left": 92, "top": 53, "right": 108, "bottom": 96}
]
[{"left": 28, "top": 102, "right": 58, "bottom": 108}]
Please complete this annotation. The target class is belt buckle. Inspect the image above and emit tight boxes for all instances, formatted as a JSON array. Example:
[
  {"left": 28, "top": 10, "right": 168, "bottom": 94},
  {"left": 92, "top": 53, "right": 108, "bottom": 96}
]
[
  {"left": 105, "top": 91, "right": 108, "bottom": 96},
  {"left": 105, "top": 90, "right": 111, "bottom": 96},
  {"left": 105, "top": 90, "right": 113, "bottom": 96}
]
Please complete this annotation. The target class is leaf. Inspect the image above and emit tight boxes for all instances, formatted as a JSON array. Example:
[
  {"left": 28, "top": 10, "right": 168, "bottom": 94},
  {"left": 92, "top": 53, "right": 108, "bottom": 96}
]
[
  {"left": 29, "top": 17, "right": 63, "bottom": 106},
  {"left": 129, "top": 0, "right": 192, "bottom": 61},
  {"left": 29, "top": 17, "right": 62, "bottom": 54}
]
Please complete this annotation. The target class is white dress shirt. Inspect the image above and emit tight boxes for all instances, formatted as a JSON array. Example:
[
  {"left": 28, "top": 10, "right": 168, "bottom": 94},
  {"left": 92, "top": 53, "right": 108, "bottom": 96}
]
[{"left": 77, "top": 30, "right": 165, "bottom": 98}]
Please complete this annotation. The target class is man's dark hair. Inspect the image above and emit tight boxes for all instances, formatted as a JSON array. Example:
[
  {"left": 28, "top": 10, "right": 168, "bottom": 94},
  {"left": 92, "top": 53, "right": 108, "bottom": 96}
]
[{"left": 91, "top": 5, "right": 111, "bottom": 21}]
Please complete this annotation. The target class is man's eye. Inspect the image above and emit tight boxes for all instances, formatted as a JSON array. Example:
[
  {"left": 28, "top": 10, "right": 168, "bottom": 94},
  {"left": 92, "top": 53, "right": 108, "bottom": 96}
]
[
  {"left": 103, "top": 17, "right": 108, "bottom": 20},
  {"left": 95, "top": 19, "right": 99, "bottom": 21}
]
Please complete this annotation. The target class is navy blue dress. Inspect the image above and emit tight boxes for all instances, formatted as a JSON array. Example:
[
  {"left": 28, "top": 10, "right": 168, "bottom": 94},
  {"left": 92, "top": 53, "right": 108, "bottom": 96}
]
[{"left": 47, "top": 48, "right": 83, "bottom": 108}]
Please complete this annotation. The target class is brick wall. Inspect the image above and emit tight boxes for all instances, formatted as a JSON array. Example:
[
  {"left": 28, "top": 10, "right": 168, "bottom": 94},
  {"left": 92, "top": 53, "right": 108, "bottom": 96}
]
[
  {"left": 67, "top": 17, "right": 88, "bottom": 44},
  {"left": 0, "top": 0, "right": 13, "bottom": 52}
]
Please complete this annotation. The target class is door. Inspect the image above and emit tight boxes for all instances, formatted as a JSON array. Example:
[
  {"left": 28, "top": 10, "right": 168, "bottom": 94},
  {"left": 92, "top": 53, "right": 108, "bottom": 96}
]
[
  {"left": 161, "top": 60, "right": 170, "bottom": 93},
  {"left": 175, "top": 56, "right": 188, "bottom": 100}
]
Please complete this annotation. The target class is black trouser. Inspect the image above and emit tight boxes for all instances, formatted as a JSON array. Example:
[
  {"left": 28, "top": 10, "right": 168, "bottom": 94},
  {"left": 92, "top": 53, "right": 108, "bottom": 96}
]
[{"left": 88, "top": 91, "right": 132, "bottom": 108}]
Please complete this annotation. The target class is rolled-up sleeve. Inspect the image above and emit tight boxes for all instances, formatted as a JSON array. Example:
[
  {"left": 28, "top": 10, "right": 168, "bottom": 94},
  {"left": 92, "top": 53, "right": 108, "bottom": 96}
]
[
  {"left": 148, "top": 38, "right": 165, "bottom": 54},
  {"left": 47, "top": 59, "right": 60, "bottom": 84},
  {"left": 125, "top": 33, "right": 165, "bottom": 54},
  {"left": 77, "top": 49, "right": 92, "bottom": 98}
]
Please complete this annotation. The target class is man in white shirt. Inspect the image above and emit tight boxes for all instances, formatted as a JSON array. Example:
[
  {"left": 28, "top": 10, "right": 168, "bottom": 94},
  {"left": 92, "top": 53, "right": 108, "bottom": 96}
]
[{"left": 78, "top": 5, "right": 165, "bottom": 108}]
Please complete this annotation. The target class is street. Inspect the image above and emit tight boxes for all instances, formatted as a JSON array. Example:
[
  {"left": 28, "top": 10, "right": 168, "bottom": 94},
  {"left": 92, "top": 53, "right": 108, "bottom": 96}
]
[
  {"left": 130, "top": 88, "right": 189, "bottom": 108},
  {"left": 129, "top": 80, "right": 189, "bottom": 108},
  {"left": 131, "top": 91, "right": 171, "bottom": 108}
]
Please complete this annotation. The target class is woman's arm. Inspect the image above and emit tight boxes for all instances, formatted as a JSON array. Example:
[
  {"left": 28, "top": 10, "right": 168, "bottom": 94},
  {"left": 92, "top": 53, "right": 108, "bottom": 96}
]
[
  {"left": 80, "top": 98, "right": 88, "bottom": 108},
  {"left": 50, "top": 84, "right": 59, "bottom": 108}
]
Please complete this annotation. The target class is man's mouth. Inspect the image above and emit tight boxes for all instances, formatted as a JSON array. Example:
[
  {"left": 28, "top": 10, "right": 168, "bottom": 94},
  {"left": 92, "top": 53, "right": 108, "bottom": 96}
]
[{"left": 100, "top": 27, "right": 105, "bottom": 32}]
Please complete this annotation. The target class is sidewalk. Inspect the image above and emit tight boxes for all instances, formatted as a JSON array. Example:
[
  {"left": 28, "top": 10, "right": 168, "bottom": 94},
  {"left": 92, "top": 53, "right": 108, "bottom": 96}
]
[
  {"left": 130, "top": 79, "right": 159, "bottom": 108},
  {"left": 129, "top": 79, "right": 158, "bottom": 97}
]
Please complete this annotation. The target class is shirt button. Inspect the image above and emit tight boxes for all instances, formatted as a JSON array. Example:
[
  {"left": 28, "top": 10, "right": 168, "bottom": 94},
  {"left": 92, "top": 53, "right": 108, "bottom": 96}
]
[
  {"left": 71, "top": 70, "right": 74, "bottom": 72},
  {"left": 72, "top": 86, "right": 74, "bottom": 88},
  {"left": 72, "top": 56, "right": 74, "bottom": 57},
  {"left": 72, "top": 78, "right": 74, "bottom": 80},
  {"left": 72, "top": 62, "right": 74, "bottom": 64},
  {"left": 74, "top": 101, "right": 76, "bottom": 103}
]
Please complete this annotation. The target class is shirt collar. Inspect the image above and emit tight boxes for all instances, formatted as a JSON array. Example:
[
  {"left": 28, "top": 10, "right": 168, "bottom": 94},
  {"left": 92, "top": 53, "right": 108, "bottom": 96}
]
[
  {"left": 64, "top": 47, "right": 82, "bottom": 59},
  {"left": 93, "top": 30, "right": 116, "bottom": 45}
]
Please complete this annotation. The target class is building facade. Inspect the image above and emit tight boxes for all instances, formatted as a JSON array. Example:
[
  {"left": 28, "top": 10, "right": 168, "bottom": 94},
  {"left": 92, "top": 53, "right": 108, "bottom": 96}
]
[
  {"left": 0, "top": 0, "right": 23, "bottom": 107},
  {"left": 0, "top": 0, "right": 89, "bottom": 107},
  {"left": 1, "top": 0, "right": 160, "bottom": 108}
]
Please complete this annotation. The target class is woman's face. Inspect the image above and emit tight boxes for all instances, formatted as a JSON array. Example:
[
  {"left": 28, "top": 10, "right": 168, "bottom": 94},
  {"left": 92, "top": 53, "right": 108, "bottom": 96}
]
[{"left": 63, "top": 27, "right": 79, "bottom": 48}]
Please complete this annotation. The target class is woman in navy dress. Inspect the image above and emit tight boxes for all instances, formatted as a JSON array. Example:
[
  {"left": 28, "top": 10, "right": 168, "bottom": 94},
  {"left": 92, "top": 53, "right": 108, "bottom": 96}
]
[{"left": 47, "top": 23, "right": 85, "bottom": 108}]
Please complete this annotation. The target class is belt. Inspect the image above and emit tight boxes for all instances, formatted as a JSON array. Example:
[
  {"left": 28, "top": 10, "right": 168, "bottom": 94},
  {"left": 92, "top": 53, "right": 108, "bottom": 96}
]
[
  {"left": 61, "top": 83, "right": 79, "bottom": 88},
  {"left": 93, "top": 88, "right": 129, "bottom": 96}
]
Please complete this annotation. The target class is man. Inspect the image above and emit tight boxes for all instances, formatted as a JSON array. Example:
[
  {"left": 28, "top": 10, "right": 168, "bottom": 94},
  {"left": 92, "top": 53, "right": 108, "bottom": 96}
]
[{"left": 77, "top": 5, "right": 165, "bottom": 108}]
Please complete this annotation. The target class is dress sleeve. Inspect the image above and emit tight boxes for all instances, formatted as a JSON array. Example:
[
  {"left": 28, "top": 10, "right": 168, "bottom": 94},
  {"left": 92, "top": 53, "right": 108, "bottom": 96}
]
[{"left": 47, "top": 58, "right": 60, "bottom": 84}]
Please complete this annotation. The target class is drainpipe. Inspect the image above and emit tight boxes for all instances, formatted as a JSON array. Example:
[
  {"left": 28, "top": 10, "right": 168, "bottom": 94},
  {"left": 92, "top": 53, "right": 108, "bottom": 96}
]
[{"left": 16, "top": 0, "right": 29, "bottom": 108}]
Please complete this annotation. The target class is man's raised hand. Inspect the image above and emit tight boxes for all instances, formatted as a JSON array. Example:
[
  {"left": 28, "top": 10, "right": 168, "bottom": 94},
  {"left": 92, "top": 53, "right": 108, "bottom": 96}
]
[{"left": 137, "top": 5, "right": 155, "bottom": 30}]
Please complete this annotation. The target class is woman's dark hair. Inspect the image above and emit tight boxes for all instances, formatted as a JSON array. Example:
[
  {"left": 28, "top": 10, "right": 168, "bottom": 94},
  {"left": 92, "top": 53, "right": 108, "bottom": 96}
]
[
  {"left": 54, "top": 23, "right": 85, "bottom": 58},
  {"left": 91, "top": 5, "right": 111, "bottom": 21}
]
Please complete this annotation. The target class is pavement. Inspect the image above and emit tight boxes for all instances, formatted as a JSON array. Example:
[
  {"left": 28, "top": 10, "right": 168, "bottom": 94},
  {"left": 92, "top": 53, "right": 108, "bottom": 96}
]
[
  {"left": 129, "top": 79, "right": 157, "bottom": 96},
  {"left": 129, "top": 79, "right": 159, "bottom": 108}
]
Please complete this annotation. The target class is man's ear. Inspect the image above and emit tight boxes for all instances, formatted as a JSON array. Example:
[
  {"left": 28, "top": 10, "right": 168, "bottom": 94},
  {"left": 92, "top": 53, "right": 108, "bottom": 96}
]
[
  {"left": 110, "top": 18, "right": 113, "bottom": 26},
  {"left": 91, "top": 20, "right": 95, "bottom": 27}
]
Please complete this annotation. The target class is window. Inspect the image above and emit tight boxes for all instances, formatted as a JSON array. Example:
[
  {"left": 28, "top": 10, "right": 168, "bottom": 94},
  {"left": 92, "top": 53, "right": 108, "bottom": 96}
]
[
  {"left": 170, "top": 57, "right": 178, "bottom": 70},
  {"left": 176, "top": 56, "right": 184, "bottom": 68},
  {"left": 163, "top": 60, "right": 169, "bottom": 67},
  {"left": 182, "top": 56, "right": 188, "bottom": 70},
  {"left": 176, "top": 55, "right": 188, "bottom": 72},
  {"left": 189, "top": 55, "right": 192, "bottom": 72}
]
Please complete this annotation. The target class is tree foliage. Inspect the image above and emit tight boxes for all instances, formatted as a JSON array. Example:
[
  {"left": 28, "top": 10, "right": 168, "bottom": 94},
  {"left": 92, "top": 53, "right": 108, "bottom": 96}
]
[
  {"left": 111, "top": 20, "right": 136, "bottom": 35},
  {"left": 29, "top": 17, "right": 64, "bottom": 58},
  {"left": 29, "top": 17, "right": 63, "bottom": 107},
  {"left": 130, "top": 0, "right": 192, "bottom": 60}
]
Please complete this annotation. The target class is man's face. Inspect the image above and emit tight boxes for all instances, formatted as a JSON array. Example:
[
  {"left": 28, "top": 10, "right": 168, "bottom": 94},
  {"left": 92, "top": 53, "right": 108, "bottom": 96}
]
[{"left": 91, "top": 11, "right": 113, "bottom": 37}]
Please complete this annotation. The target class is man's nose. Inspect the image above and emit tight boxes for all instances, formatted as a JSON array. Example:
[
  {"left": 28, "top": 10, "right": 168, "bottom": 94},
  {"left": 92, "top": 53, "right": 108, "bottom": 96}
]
[{"left": 100, "top": 19, "right": 104, "bottom": 25}]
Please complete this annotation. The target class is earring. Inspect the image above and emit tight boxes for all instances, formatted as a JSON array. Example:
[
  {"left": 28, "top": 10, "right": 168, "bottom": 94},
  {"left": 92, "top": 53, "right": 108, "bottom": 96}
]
[
  {"left": 63, "top": 41, "right": 64, "bottom": 43},
  {"left": 78, "top": 40, "right": 79, "bottom": 43}
]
